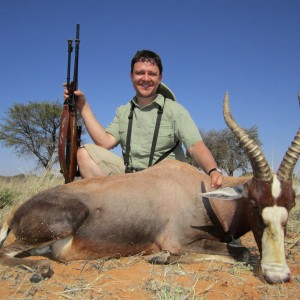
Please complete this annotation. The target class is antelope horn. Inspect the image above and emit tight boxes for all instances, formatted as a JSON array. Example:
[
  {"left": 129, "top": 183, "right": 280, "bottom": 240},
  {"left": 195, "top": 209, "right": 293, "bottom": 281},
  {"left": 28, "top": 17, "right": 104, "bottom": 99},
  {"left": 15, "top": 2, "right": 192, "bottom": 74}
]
[
  {"left": 223, "top": 92, "right": 272, "bottom": 181},
  {"left": 277, "top": 126, "right": 300, "bottom": 181}
]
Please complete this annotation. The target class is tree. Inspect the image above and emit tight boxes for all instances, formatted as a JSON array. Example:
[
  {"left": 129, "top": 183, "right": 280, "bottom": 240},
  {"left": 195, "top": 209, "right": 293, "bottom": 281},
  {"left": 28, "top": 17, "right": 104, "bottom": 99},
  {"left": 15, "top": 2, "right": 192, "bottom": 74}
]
[
  {"left": 199, "top": 126, "right": 261, "bottom": 176},
  {"left": 0, "top": 101, "right": 64, "bottom": 170}
]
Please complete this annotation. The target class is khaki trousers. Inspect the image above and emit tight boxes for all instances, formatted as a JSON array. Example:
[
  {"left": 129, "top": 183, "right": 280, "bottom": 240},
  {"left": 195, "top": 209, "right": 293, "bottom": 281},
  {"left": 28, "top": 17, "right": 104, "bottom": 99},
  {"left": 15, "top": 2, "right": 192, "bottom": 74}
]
[{"left": 82, "top": 144, "right": 125, "bottom": 175}]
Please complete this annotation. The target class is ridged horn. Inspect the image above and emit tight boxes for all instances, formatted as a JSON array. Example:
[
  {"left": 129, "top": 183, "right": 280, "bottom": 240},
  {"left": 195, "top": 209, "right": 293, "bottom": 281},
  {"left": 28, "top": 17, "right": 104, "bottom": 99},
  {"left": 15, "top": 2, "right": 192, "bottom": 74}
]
[
  {"left": 277, "top": 129, "right": 300, "bottom": 181},
  {"left": 223, "top": 92, "right": 272, "bottom": 181}
]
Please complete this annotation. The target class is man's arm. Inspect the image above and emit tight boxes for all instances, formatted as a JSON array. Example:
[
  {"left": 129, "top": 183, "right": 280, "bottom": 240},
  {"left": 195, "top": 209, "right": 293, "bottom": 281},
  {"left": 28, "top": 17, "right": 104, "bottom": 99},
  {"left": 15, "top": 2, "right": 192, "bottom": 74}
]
[
  {"left": 187, "top": 141, "right": 223, "bottom": 188},
  {"left": 64, "top": 88, "right": 118, "bottom": 149}
]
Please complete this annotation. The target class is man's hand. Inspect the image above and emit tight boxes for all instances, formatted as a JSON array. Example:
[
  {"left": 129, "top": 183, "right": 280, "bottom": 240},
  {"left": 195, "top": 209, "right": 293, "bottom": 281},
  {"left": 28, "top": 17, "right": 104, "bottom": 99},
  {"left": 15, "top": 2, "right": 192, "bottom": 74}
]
[
  {"left": 63, "top": 83, "right": 86, "bottom": 112},
  {"left": 210, "top": 171, "right": 223, "bottom": 189}
]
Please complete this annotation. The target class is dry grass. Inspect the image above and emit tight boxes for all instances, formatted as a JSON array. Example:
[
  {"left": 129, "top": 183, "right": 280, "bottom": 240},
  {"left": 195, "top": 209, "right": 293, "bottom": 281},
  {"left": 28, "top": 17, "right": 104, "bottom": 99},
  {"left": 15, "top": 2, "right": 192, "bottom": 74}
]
[{"left": 0, "top": 170, "right": 63, "bottom": 223}]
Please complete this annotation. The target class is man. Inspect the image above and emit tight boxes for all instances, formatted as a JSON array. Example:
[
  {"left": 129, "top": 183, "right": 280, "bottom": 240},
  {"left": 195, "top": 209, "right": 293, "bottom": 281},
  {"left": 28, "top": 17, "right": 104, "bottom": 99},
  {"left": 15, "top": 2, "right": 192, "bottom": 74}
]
[{"left": 64, "top": 50, "right": 223, "bottom": 188}]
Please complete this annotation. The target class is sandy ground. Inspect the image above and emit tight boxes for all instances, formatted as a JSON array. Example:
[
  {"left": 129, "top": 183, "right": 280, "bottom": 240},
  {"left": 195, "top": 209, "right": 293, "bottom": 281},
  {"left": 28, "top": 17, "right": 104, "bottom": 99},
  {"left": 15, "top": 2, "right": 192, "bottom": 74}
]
[{"left": 0, "top": 231, "right": 299, "bottom": 300}]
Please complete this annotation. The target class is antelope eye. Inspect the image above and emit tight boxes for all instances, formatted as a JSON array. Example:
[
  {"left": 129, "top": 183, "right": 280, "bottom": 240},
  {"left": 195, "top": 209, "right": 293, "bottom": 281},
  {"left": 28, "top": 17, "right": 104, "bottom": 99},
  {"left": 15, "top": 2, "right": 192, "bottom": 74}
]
[{"left": 250, "top": 199, "right": 258, "bottom": 208}]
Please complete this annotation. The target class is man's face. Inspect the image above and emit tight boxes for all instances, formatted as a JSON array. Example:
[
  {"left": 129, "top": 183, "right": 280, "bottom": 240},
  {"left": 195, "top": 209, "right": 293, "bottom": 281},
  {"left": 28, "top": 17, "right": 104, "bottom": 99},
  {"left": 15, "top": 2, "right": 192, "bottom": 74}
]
[{"left": 131, "top": 61, "right": 162, "bottom": 99}]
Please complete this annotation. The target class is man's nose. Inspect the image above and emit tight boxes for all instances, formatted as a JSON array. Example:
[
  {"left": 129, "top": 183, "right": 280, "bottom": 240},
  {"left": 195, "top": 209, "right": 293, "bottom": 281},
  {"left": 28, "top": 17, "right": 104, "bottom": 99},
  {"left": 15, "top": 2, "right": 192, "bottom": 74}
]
[{"left": 141, "top": 73, "right": 150, "bottom": 81}]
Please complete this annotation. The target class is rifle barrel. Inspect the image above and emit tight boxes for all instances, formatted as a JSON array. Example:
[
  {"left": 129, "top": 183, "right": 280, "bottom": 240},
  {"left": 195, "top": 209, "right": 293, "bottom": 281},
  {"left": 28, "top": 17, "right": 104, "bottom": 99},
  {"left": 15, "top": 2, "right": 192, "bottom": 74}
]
[
  {"left": 73, "top": 24, "right": 80, "bottom": 91},
  {"left": 67, "top": 40, "right": 73, "bottom": 89}
]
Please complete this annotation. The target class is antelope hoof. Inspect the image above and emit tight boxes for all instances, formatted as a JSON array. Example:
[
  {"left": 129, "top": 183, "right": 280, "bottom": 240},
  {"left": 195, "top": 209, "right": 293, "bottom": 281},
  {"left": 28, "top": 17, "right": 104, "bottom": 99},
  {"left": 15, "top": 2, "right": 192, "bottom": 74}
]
[
  {"left": 37, "top": 261, "right": 54, "bottom": 279},
  {"left": 20, "top": 260, "right": 53, "bottom": 280},
  {"left": 148, "top": 251, "right": 171, "bottom": 264},
  {"left": 30, "top": 273, "right": 44, "bottom": 283}
]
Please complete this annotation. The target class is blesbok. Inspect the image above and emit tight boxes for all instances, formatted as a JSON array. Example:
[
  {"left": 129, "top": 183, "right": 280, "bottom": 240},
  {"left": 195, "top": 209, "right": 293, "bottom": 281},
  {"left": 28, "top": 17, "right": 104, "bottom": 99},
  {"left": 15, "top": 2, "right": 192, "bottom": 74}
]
[{"left": 0, "top": 93, "right": 299, "bottom": 284}]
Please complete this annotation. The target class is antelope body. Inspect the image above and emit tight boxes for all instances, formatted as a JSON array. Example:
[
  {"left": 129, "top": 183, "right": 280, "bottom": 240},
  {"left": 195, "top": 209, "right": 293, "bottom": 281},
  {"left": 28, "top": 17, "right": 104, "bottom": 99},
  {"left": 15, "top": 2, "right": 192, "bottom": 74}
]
[{"left": 0, "top": 93, "right": 299, "bottom": 284}]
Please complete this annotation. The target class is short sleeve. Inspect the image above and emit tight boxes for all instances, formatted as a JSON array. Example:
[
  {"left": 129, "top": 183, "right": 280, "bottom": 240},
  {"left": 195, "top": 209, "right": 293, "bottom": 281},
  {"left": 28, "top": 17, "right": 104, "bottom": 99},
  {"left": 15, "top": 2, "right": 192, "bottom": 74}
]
[
  {"left": 174, "top": 107, "right": 202, "bottom": 149},
  {"left": 106, "top": 108, "right": 121, "bottom": 143}
]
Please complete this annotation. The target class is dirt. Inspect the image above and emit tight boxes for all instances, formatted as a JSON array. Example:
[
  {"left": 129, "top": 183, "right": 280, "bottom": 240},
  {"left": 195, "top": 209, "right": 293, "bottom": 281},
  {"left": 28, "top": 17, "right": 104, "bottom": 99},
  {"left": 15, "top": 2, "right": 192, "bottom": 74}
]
[{"left": 0, "top": 232, "right": 299, "bottom": 300}]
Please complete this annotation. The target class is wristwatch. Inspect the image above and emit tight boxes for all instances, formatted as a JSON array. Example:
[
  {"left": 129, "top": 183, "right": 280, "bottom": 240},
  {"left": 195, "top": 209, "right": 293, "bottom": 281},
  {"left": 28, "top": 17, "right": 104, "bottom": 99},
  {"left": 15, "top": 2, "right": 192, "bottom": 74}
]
[{"left": 208, "top": 168, "right": 223, "bottom": 176}]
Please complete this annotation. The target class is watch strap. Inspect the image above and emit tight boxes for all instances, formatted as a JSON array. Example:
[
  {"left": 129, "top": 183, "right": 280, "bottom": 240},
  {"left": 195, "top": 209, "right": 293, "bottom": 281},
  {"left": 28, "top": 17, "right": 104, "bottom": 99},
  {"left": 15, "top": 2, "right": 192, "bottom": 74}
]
[{"left": 208, "top": 168, "right": 222, "bottom": 176}]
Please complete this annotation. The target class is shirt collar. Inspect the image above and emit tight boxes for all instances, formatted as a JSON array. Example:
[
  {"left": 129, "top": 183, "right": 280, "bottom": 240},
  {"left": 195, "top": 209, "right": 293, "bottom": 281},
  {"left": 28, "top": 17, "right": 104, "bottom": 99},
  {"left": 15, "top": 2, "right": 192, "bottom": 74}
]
[{"left": 132, "top": 94, "right": 165, "bottom": 109}]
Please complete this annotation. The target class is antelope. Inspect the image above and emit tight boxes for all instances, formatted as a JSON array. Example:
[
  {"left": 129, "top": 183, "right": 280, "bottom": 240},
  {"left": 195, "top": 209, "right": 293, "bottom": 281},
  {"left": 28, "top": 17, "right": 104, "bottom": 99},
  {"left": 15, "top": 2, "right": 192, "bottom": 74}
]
[{"left": 0, "top": 93, "right": 299, "bottom": 284}]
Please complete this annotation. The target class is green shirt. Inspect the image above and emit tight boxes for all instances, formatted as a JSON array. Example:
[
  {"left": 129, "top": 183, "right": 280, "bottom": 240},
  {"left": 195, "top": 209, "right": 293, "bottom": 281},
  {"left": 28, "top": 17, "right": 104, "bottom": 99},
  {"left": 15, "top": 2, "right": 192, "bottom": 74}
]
[{"left": 106, "top": 94, "right": 202, "bottom": 170}]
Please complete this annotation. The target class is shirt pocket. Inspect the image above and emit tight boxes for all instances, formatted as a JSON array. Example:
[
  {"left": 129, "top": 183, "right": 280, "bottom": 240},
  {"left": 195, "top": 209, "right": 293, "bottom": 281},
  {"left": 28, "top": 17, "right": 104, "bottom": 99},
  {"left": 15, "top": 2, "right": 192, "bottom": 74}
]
[{"left": 149, "top": 124, "right": 175, "bottom": 151}]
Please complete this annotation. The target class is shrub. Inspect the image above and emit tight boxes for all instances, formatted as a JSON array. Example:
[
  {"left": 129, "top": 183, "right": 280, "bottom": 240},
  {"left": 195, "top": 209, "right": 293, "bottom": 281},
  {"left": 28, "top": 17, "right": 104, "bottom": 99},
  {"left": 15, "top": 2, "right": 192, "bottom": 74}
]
[{"left": 0, "top": 188, "right": 18, "bottom": 208}]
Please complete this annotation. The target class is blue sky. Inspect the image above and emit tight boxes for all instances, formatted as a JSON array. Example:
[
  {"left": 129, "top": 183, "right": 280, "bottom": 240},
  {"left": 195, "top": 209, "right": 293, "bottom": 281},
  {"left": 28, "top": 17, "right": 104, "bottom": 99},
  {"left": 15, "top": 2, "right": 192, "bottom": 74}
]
[{"left": 0, "top": 0, "right": 299, "bottom": 176}]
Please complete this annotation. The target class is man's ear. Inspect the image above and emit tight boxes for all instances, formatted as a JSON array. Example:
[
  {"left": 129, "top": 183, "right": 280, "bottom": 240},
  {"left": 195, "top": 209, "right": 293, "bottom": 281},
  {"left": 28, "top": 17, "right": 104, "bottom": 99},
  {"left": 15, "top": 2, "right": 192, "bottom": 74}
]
[{"left": 200, "top": 185, "right": 247, "bottom": 200}]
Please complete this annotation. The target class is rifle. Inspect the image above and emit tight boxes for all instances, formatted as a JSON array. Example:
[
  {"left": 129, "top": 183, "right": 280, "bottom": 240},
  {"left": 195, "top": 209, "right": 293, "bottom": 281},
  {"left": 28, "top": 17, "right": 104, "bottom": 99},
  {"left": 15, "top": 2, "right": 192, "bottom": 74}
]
[{"left": 58, "top": 24, "right": 82, "bottom": 183}]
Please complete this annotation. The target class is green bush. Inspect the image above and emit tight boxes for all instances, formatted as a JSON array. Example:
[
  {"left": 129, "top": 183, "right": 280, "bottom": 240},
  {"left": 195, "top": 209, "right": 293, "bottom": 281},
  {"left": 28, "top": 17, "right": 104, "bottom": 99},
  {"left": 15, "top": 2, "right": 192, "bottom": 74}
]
[{"left": 0, "top": 188, "right": 18, "bottom": 208}]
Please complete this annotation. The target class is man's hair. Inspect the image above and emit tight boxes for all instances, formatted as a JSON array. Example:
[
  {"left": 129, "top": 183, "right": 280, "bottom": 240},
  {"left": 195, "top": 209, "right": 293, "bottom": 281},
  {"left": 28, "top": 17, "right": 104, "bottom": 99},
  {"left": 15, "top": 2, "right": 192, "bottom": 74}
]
[{"left": 131, "top": 50, "right": 163, "bottom": 74}]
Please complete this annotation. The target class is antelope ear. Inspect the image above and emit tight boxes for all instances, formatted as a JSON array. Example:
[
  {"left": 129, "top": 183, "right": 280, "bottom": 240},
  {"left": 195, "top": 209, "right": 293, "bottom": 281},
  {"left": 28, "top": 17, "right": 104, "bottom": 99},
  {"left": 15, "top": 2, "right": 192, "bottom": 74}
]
[{"left": 200, "top": 186, "right": 246, "bottom": 200}]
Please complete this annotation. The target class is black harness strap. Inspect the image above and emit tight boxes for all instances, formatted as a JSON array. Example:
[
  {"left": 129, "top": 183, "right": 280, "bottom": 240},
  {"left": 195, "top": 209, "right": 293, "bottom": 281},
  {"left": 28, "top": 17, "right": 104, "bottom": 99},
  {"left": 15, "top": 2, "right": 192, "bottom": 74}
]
[
  {"left": 124, "top": 98, "right": 179, "bottom": 173},
  {"left": 153, "top": 140, "right": 179, "bottom": 165},
  {"left": 148, "top": 105, "right": 163, "bottom": 167},
  {"left": 124, "top": 101, "right": 135, "bottom": 172}
]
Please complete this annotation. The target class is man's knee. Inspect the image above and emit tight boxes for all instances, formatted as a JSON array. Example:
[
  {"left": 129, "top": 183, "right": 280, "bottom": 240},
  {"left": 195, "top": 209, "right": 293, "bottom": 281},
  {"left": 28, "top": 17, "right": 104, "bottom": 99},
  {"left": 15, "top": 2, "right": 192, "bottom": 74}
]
[
  {"left": 77, "top": 147, "right": 90, "bottom": 166},
  {"left": 77, "top": 145, "right": 125, "bottom": 177}
]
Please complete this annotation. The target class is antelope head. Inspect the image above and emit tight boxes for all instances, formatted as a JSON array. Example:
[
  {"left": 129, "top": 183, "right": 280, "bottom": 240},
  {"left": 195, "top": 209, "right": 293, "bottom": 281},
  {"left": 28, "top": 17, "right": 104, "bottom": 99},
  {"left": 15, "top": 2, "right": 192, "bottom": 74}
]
[{"left": 224, "top": 92, "right": 300, "bottom": 283}]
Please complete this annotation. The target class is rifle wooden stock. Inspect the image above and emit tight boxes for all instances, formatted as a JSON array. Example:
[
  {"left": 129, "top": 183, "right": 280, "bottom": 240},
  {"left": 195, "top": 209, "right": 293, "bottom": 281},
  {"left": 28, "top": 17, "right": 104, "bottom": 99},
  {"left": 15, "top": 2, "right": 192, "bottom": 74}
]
[
  {"left": 58, "top": 24, "right": 81, "bottom": 183},
  {"left": 58, "top": 104, "right": 70, "bottom": 182},
  {"left": 58, "top": 102, "right": 81, "bottom": 183},
  {"left": 68, "top": 110, "right": 79, "bottom": 181}
]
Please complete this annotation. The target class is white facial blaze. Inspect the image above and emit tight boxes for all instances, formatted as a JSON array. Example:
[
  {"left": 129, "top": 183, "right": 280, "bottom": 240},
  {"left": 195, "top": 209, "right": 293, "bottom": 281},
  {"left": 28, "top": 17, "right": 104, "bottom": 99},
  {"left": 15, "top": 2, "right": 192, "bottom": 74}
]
[
  {"left": 261, "top": 206, "right": 290, "bottom": 282},
  {"left": 271, "top": 175, "right": 281, "bottom": 199}
]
